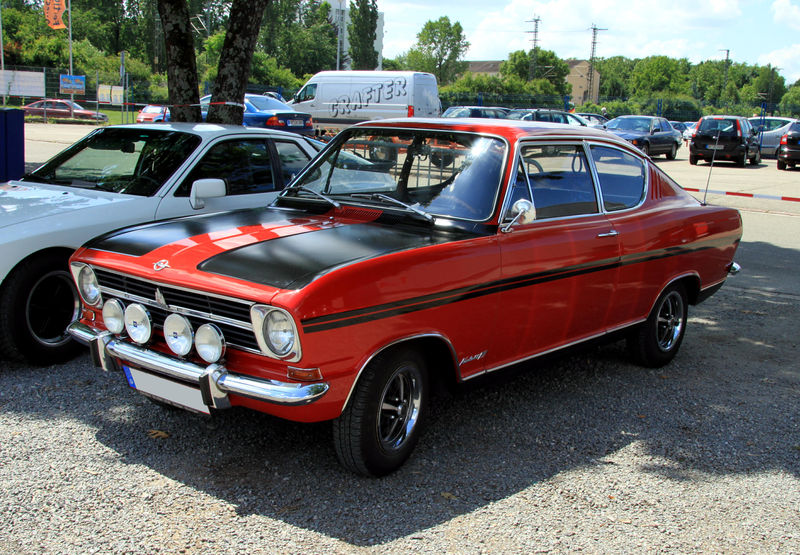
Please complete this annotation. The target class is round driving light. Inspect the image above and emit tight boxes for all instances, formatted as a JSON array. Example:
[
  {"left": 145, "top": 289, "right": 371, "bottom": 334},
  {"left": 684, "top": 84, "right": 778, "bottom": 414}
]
[
  {"left": 163, "top": 314, "right": 194, "bottom": 356},
  {"left": 264, "top": 310, "right": 295, "bottom": 357},
  {"left": 195, "top": 323, "right": 225, "bottom": 363},
  {"left": 78, "top": 265, "right": 101, "bottom": 306},
  {"left": 102, "top": 299, "right": 125, "bottom": 334},
  {"left": 124, "top": 303, "right": 152, "bottom": 344}
]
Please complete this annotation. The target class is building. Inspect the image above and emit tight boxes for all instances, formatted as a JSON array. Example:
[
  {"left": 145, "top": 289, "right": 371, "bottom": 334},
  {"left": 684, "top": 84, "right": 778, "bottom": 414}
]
[
  {"left": 467, "top": 61, "right": 502, "bottom": 77},
  {"left": 566, "top": 59, "right": 600, "bottom": 104},
  {"left": 332, "top": 4, "right": 385, "bottom": 70}
]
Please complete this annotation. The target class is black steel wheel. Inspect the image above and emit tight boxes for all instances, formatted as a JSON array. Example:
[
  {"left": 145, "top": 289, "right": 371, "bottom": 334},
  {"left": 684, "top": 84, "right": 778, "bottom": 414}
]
[
  {"left": 0, "top": 254, "right": 83, "bottom": 364},
  {"left": 627, "top": 283, "right": 688, "bottom": 368},
  {"left": 333, "top": 347, "right": 428, "bottom": 476}
]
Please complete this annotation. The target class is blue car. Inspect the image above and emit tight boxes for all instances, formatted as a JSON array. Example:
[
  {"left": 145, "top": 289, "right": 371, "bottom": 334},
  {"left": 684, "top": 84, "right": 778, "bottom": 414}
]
[
  {"left": 200, "top": 93, "right": 314, "bottom": 136},
  {"left": 604, "top": 115, "right": 682, "bottom": 159}
]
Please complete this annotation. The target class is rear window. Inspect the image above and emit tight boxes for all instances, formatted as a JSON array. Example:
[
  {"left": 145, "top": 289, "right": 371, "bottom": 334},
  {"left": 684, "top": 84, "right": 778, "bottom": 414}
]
[
  {"left": 698, "top": 118, "right": 739, "bottom": 134},
  {"left": 789, "top": 122, "right": 800, "bottom": 133}
]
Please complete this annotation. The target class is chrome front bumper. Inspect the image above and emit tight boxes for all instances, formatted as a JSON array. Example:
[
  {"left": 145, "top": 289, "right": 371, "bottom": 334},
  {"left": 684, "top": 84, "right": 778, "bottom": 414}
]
[{"left": 68, "top": 321, "right": 329, "bottom": 409}]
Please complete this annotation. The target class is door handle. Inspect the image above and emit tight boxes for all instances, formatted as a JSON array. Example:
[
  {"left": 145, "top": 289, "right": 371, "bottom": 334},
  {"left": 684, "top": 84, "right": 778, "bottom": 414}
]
[{"left": 597, "top": 230, "right": 619, "bottom": 238}]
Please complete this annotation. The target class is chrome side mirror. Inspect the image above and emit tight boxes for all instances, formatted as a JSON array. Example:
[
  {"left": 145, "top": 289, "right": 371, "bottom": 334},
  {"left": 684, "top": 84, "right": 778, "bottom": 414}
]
[
  {"left": 501, "top": 199, "right": 535, "bottom": 233},
  {"left": 190, "top": 178, "right": 227, "bottom": 209}
]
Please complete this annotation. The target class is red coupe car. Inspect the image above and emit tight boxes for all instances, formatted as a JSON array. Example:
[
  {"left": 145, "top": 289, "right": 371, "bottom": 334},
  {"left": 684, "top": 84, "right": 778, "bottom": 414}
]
[
  {"left": 67, "top": 118, "right": 742, "bottom": 476},
  {"left": 23, "top": 99, "right": 108, "bottom": 122}
]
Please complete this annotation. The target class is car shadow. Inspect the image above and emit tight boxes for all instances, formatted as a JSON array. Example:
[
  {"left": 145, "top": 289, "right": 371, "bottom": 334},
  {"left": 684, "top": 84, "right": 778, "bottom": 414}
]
[{"left": 2, "top": 242, "right": 797, "bottom": 547}]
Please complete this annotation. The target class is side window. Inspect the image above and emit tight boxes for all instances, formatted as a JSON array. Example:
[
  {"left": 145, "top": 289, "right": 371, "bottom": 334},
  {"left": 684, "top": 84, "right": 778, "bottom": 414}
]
[
  {"left": 519, "top": 144, "right": 598, "bottom": 219},
  {"left": 590, "top": 146, "right": 646, "bottom": 211},
  {"left": 274, "top": 140, "right": 312, "bottom": 186},
  {"left": 296, "top": 83, "right": 317, "bottom": 102},
  {"left": 176, "top": 139, "right": 275, "bottom": 197}
]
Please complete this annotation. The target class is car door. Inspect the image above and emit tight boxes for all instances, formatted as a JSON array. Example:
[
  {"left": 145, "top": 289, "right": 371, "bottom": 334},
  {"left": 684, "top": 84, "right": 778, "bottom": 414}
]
[
  {"left": 587, "top": 144, "right": 655, "bottom": 327},
  {"left": 495, "top": 142, "right": 620, "bottom": 369},
  {"left": 154, "top": 135, "right": 316, "bottom": 220}
]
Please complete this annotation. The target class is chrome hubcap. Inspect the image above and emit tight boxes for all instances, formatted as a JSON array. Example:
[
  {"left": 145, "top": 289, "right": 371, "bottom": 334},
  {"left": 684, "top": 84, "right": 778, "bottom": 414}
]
[
  {"left": 656, "top": 291, "right": 684, "bottom": 352},
  {"left": 377, "top": 365, "right": 421, "bottom": 451}
]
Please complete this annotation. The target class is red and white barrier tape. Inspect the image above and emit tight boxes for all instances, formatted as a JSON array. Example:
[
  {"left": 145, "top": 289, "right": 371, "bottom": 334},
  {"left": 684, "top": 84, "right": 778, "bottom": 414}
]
[{"left": 682, "top": 187, "right": 800, "bottom": 203}]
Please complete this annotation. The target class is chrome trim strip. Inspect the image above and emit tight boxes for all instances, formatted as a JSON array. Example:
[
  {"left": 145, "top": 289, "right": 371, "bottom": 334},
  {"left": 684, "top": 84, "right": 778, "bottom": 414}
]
[
  {"left": 67, "top": 323, "right": 328, "bottom": 407},
  {"left": 99, "top": 286, "right": 254, "bottom": 332},
  {"left": 339, "top": 332, "right": 458, "bottom": 415}
]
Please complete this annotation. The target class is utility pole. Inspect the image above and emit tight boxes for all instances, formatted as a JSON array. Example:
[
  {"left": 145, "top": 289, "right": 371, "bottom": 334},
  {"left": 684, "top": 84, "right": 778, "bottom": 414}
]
[
  {"left": 719, "top": 48, "right": 730, "bottom": 97},
  {"left": 525, "top": 15, "right": 541, "bottom": 81},
  {"left": 588, "top": 24, "right": 606, "bottom": 104}
]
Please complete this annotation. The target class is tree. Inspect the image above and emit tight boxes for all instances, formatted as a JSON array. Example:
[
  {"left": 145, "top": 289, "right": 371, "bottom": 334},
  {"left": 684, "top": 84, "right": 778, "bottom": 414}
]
[
  {"left": 157, "top": 0, "right": 270, "bottom": 123},
  {"left": 629, "top": 56, "right": 691, "bottom": 97},
  {"left": 594, "top": 56, "right": 636, "bottom": 98},
  {"left": 500, "top": 48, "right": 570, "bottom": 95},
  {"left": 347, "top": 0, "right": 378, "bottom": 70},
  {"left": 406, "top": 16, "right": 469, "bottom": 85}
]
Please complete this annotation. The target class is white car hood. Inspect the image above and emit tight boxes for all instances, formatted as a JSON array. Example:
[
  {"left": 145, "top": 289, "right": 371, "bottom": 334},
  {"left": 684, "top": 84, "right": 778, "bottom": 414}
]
[{"left": 0, "top": 180, "right": 147, "bottom": 228}]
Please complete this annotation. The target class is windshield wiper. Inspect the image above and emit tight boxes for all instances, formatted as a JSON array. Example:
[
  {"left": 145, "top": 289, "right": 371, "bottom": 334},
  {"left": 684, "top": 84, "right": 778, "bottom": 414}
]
[
  {"left": 350, "top": 193, "right": 434, "bottom": 223},
  {"left": 283, "top": 185, "right": 340, "bottom": 208}
]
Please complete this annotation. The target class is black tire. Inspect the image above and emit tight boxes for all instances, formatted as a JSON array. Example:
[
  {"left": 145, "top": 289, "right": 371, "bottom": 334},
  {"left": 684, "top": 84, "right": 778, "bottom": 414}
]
[
  {"left": 689, "top": 154, "right": 698, "bottom": 165},
  {"left": 736, "top": 154, "right": 746, "bottom": 167},
  {"left": 641, "top": 143, "right": 650, "bottom": 157},
  {"left": 430, "top": 151, "right": 455, "bottom": 168},
  {"left": 750, "top": 149, "right": 761, "bottom": 166},
  {"left": 333, "top": 347, "right": 428, "bottom": 477},
  {"left": 0, "top": 254, "right": 83, "bottom": 364},
  {"left": 627, "top": 283, "right": 688, "bottom": 368},
  {"left": 777, "top": 159, "right": 786, "bottom": 171},
  {"left": 666, "top": 143, "right": 677, "bottom": 160}
]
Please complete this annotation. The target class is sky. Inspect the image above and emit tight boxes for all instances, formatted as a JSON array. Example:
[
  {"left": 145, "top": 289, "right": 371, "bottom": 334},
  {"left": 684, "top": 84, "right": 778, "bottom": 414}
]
[{"left": 376, "top": 0, "right": 800, "bottom": 85}]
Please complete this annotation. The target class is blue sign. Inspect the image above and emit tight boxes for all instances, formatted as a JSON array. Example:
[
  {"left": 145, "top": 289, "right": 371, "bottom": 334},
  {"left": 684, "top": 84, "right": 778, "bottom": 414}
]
[{"left": 59, "top": 74, "right": 86, "bottom": 95}]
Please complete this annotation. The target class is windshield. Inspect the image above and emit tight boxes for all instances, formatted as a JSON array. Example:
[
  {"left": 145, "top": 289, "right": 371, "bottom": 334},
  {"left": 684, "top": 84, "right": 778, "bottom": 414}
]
[
  {"left": 287, "top": 128, "right": 507, "bottom": 221},
  {"left": 606, "top": 117, "right": 652, "bottom": 132},
  {"left": 23, "top": 128, "right": 201, "bottom": 196},
  {"left": 698, "top": 118, "right": 739, "bottom": 134}
]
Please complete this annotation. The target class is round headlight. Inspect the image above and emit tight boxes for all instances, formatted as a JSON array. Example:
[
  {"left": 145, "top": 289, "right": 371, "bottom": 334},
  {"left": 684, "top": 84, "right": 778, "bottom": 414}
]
[
  {"left": 124, "top": 303, "right": 152, "bottom": 344},
  {"left": 163, "top": 314, "right": 194, "bottom": 356},
  {"left": 102, "top": 299, "right": 125, "bottom": 334},
  {"left": 264, "top": 310, "right": 295, "bottom": 357},
  {"left": 78, "top": 265, "right": 101, "bottom": 306},
  {"left": 195, "top": 323, "right": 225, "bottom": 363}
]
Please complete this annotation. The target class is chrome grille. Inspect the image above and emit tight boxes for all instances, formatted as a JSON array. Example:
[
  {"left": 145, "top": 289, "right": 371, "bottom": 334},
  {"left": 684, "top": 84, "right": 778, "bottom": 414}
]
[{"left": 93, "top": 267, "right": 259, "bottom": 352}]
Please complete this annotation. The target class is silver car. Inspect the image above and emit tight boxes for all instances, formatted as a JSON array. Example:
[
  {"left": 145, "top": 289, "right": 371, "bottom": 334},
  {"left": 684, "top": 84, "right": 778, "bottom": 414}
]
[{"left": 749, "top": 117, "right": 796, "bottom": 157}]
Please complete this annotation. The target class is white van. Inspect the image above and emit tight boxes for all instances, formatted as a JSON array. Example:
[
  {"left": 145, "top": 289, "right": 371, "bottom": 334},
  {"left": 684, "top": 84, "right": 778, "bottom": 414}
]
[{"left": 288, "top": 71, "right": 441, "bottom": 135}]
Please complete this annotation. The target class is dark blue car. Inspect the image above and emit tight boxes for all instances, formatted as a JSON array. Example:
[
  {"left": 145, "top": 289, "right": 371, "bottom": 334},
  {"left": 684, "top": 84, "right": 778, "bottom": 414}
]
[
  {"left": 604, "top": 115, "right": 682, "bottom": 159},
  {"left": 200, "top": 93, "right": 314, "bottom": 136}
]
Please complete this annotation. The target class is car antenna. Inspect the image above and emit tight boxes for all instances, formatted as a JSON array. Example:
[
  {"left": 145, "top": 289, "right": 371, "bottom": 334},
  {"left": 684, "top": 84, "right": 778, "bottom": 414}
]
[{"left": 702, "top": 129, "right": 721, "bottom": 205}]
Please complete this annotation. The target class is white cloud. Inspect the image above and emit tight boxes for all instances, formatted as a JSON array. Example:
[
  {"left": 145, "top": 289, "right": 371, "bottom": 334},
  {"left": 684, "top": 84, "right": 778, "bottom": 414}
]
[
  {"left": 759, "top": 45, "right": 800, "bottom": 85},
  {"left": 771, "top": 0, "right": 800, "bottom": 30}
]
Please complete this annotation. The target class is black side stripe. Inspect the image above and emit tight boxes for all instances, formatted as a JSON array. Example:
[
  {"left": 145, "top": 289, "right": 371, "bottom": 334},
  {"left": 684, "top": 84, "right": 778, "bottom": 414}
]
[{"left": 301, "top": 240, "right": 725, "bottom": 334}]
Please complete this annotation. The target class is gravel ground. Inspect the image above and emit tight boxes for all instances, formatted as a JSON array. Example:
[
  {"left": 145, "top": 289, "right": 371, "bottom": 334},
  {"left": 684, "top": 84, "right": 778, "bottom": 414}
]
[{"left": 2, "top": 231, "right": 799, "bottom": 553}]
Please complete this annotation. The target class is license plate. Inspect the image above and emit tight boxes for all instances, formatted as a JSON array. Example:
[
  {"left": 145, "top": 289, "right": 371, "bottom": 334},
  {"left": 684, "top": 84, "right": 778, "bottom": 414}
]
[
  {"left": 122, "top": 365, "right": 209, "bottom": 414},
  {"left": 287, "top": 119, "right": 303, "bottom": 127},
  {"left": 707, "top": 144, "right": 724, "bottom": 150}
]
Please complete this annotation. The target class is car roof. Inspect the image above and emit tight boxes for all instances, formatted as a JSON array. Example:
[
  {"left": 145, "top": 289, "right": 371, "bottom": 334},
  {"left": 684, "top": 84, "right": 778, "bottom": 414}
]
[
  {"left": 354, "top": 117, "right": 632, "bottom": 146},
  {"left": 105, "top": 122, "right": 307, "bottom": 141}
]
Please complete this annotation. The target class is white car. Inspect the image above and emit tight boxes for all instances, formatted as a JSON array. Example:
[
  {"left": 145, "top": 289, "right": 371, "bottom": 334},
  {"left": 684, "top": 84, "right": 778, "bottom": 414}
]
[{"left": 0, "top": 123, "right": 319, "bottom": 364}]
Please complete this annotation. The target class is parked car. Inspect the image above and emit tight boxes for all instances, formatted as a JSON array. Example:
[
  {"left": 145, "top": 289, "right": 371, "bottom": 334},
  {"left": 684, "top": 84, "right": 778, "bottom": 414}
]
[
  {"left": 749, "top": 116, "right": 795, "bottom": 157},
  {"left": 200, "top": 93, "right": 314, "bottom": 136},
  {"left": 777, "top": 120, "right": 800, "bottom": 170},
  {"left": 689, "top": 115, "right": 761, "bottom": 166},
  {"left": 669, "top": 121, "right": 688, "bottom": 133},
  {"left": 0, "top": 123, "right": 319, "bottom": 365},
  {"left": 23, "top": 99, "right": 108, "bottom": 122},
  {"left": 604, "top": 115, "right": 682, "bottom": 159},
  {"left": 577, "top": 112, "right": 608, "bottom": 127},
  {"left": 136, "top": 104, "right": 170, "bottom": 123},
  {"left": 67, "top": 118, "right": 742, "bottom": 476},
  {"left": 441, "top": 105, "right": 509, "bottom": 118},
  {"left": 507, "top": 109, "right": 589, "bottom": 126}
]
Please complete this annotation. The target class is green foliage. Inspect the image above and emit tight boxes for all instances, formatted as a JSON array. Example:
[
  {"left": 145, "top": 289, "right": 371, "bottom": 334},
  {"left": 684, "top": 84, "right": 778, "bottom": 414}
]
[
  {"left": 629, "top": 56, "right": 691, "bottom": 97},
  {"left": 347, "top": 0, "right": 379, "bottom": 70},
  {"left": 499, "top": 49, "right": 570, "bottom": 96},
  {"left": 779, "top": 86, "right": 800, "bottom": 116},
  {"left": 405, "top": 16, "right": 469, "bottom": 85}
]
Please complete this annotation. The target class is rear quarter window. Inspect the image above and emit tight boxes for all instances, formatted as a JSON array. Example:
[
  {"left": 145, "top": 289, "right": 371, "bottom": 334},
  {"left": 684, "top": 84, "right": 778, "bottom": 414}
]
[{"left": 590, "top": 146, "right": 646, "bottom": 211}]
